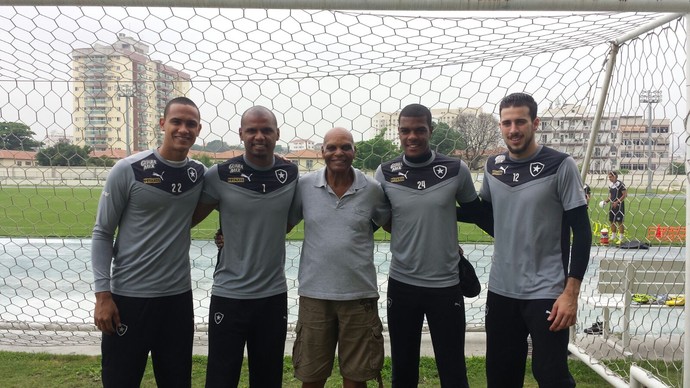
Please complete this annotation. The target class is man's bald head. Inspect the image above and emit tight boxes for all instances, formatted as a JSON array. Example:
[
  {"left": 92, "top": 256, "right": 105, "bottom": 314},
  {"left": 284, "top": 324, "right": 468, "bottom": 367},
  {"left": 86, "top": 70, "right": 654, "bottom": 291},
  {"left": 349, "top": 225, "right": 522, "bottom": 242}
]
[
  {"left": 323, "top": 127, "right": 353, "bottom": 144},
  {"left": 239, "top": 106, "right": 280, "bottom": 167},
  {"left": 240, "top": 106, "right": 278, "bottom": 128}
]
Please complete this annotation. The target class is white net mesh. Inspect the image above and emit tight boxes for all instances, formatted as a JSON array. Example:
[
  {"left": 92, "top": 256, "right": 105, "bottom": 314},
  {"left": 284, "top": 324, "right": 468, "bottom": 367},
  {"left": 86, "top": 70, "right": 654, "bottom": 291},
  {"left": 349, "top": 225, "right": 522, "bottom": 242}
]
[{"left": 0, "top": 6, "right": 686, "bottom": 385}]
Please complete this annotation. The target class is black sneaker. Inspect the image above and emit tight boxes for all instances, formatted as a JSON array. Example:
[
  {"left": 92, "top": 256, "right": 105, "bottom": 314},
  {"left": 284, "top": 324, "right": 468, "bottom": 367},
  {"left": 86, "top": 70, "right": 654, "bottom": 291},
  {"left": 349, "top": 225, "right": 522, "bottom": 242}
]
[{"left": 584, "top": 321, "right": 603, "bottom": 335}]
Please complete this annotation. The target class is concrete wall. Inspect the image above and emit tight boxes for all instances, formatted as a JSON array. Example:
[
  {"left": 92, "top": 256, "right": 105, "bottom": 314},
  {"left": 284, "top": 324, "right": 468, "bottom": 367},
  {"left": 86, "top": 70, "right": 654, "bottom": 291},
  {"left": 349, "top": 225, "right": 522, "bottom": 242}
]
[{"left": 0, "top": 166, "right": 110, "bottom": 187}]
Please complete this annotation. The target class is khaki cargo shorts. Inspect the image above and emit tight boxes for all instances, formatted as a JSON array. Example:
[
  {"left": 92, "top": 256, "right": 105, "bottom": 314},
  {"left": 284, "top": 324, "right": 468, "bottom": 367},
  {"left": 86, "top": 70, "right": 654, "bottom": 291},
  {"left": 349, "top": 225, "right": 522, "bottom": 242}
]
[{"left": 292, "top": 296, "right": 384, "bottom": 383}]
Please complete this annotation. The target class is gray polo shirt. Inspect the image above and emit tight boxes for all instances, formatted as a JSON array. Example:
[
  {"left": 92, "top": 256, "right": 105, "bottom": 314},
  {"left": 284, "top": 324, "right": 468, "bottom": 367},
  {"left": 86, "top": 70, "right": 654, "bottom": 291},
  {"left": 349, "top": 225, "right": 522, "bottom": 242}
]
[{"left": 289, "top": 167, "right": 390, "bottom": 300}]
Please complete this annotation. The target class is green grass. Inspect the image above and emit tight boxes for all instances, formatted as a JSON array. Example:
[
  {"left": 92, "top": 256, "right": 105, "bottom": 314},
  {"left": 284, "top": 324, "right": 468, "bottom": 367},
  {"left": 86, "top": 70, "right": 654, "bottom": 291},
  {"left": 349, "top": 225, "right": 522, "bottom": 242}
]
[
  {"left": 0, "top": 186, "right": 684, "bottom": 244},
  {"left": 0, "top": 186, "right": 101, "bottom": 238},
  {"left": 587, "top": 187, "right": 686, "bottom": 244},
  {"left": 0, "top": 352, "right": 628, "bottom": 388},
  {"left": 0, "top": 186, "right": 222, "bottom": 239}
]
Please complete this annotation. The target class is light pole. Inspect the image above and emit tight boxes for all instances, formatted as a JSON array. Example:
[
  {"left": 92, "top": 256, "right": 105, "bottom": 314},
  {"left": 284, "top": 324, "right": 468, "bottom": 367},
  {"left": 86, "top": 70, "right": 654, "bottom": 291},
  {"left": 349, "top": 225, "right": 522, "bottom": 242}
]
[
  {"left": 638, "top": 90, "right": 662, "bottom": 194},
  {"left": 117, "top": 84, "right": 135, "bottom": 156}
]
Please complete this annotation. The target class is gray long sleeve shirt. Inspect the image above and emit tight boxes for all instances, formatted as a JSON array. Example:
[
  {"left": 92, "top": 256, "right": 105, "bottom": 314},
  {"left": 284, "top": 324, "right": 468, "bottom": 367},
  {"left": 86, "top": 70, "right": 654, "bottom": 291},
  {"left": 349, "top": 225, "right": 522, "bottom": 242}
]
[{"left": 91, "top": 149, "right": 205, "bottom": 297}]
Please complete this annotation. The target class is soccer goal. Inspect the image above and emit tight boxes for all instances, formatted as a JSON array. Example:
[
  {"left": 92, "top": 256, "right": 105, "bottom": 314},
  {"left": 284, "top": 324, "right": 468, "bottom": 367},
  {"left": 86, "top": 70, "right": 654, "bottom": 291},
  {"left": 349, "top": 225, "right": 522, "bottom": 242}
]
[{"left": 0, "top": 1, "right": 687, "bottom": 386}]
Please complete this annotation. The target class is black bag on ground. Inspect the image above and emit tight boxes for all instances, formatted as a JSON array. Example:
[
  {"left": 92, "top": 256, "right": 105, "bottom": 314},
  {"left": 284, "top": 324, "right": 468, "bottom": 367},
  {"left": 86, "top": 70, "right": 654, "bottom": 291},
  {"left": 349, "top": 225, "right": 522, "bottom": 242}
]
[
  {"left": 618, "top": 239, "right": 650, "bottom": 249},
  {"left": 458, "top": 245, "right": 481, "bottom": 298}
]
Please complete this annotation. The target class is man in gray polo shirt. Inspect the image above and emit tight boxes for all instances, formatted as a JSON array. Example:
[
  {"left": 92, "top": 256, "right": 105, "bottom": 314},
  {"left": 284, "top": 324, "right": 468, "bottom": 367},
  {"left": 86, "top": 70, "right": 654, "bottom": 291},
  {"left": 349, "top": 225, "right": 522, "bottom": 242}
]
[
  {"left": 193, "top": 106, "right": 298, "bottom": 387},
  {"left": 289, "top": 127, "right": 390, "bottom": 387}
]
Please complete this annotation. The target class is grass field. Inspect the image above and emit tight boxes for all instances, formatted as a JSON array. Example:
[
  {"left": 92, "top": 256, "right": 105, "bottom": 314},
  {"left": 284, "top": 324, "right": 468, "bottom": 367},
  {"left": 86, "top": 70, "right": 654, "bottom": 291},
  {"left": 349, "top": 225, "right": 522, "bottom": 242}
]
[
  {"left": 0, "top": 186, "right": 684, "bottom": 244},
  {"left": 0, "top": 352, "right": 642, "bottom": 387}
]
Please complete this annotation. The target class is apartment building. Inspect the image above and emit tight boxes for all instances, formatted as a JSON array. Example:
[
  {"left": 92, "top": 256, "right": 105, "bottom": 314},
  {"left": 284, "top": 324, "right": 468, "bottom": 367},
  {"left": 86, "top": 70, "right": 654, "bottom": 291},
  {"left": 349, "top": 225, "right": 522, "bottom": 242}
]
[
  {"left": 288, "top": 138, "right": 317, "bottom": 151},
  {"left": 71, "top": 34, "right": 191, "bottom": 153},
  {"left": 539, "top": 104, "right": 670, "bottom": 173},
  {"left": 617, "top": 116, "right": 671, "bottom": 172}
]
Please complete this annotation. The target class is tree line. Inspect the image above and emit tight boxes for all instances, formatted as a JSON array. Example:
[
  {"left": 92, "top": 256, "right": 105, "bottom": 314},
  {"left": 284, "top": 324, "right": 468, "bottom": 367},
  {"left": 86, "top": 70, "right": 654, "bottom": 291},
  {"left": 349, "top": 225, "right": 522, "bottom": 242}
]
[{"left": 2, "top": 122, "right": 113, "bottom": 167}]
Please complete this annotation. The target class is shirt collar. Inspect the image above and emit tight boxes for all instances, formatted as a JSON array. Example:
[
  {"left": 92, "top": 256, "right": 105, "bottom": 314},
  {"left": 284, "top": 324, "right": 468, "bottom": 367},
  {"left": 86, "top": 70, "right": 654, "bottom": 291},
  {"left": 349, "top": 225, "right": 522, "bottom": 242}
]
[{"left": 313, "top": 166, "right": 367, "bottom": 193}]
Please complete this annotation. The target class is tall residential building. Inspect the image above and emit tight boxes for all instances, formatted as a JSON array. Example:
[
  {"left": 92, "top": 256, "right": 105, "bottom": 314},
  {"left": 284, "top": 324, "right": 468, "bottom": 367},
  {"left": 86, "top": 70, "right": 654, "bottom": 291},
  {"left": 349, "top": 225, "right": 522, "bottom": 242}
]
[
  {"left": 71, "top": 34, "right": 191, "bottom": 153},
  {"left": 539, "top": 104, "right": 670, "bottom": 173},
  {"left": 372, "top": 107, "right": 482, "bottom": 146}
]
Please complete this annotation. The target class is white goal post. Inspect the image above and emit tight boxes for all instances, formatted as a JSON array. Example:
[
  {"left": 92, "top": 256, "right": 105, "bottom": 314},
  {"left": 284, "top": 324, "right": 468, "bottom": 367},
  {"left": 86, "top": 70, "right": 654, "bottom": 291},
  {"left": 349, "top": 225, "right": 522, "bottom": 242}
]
[{"left": 0, "top": 0, "right": 689, "bottom": 12}]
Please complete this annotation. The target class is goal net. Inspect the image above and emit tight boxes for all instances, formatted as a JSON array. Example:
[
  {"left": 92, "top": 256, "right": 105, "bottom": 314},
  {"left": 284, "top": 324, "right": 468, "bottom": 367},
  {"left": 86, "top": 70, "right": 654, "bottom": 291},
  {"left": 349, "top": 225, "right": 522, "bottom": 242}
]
[{"left": 0, "top": 5, "right": 686, "bottom": 386}]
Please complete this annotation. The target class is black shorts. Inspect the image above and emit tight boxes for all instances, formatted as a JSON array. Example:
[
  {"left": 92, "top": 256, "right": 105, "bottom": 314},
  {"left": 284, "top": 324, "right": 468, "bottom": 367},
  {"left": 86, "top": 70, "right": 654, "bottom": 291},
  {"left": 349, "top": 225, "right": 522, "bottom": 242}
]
[
  {"left": 485, "top": 291, "right": 574, "bottom": 388},
  {"left": 101, "top": 290, "right": 194, "bottom": 388},
  {"left": 205, "top": 293, "right": 287, "bottom": 388},
  {"left": 609, "top": 209, "right": 625, "bottom": 223},
  {"left": 386, "top": 277, "right": 468, "bottom": 388}
]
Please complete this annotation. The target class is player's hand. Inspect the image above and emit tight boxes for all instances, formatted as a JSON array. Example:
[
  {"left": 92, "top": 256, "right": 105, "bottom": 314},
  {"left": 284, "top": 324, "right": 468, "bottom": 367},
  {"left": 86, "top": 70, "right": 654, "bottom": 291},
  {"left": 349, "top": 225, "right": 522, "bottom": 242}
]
[
  {"left": 214, "top": 229, "right": 224, "bottom": 249},
  {"left": 547, "top": 290, "right": 578, "bottom": 332},
  {"left": 94, "top": 291, "right": 120, "bottom": 335}
]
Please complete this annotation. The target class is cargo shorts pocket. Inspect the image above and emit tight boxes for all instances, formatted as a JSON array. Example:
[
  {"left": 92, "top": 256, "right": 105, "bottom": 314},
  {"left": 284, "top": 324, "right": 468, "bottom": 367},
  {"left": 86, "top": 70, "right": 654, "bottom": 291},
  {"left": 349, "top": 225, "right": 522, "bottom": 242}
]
[
  {"left": 368, "top": 321, "right": 384, "bottom": 370},
  {"left": 292, "top": 322, "right": 303, "bottom": 369}
]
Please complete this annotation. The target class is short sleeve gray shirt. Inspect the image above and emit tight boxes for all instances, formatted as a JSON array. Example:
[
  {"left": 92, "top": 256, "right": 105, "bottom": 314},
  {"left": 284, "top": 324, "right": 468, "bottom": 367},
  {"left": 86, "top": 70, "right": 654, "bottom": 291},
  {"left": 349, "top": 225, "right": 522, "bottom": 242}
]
[
  {"left": 289, "top": 167, "right": 390, "bottom": 300},
  {"left": 375, "top": 152, "right": 478, "bottom": 288},
  {"left": 201, "top": 155, "right": 298, "bottom": 299},
  {"left": 480, "top": 146, "right": 587, "bottom": 299}
]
